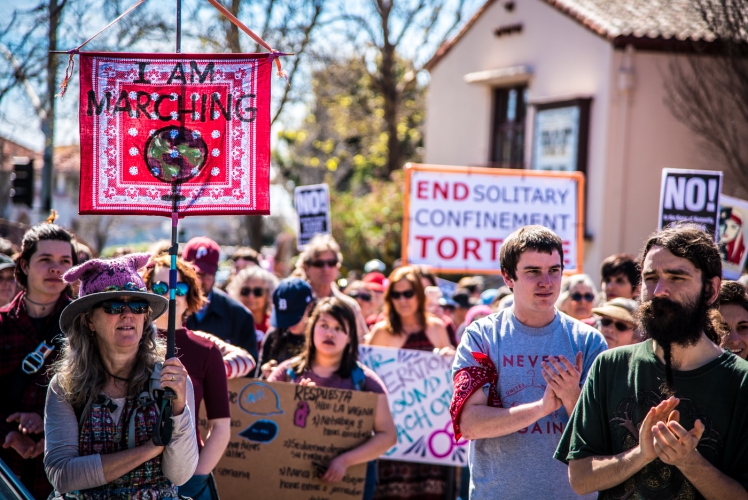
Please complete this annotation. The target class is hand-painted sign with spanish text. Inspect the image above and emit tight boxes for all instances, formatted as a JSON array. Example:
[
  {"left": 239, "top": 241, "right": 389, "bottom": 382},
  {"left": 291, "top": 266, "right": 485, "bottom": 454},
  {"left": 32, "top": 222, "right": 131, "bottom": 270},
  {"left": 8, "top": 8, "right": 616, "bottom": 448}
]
[
  {"left": 358, "top": 345, "right": 467, "bottom": 466},
  {"left": 79, "top": 52, "right": 272, "bottom": 216},
  {"left": 403, "top": 164, "right": 585, "bottom": 274},
  {"left": 718, "top": 194, "right": 748, "bottom": 279},
  {"left": 295, "top": 183, "right": 331, "bottom": 250},
  {"left": 658, "top": 169, "right": 723, "bottom": 240},
  {"left": 199, "top": 379, "right": 376, "bottom": 500}
]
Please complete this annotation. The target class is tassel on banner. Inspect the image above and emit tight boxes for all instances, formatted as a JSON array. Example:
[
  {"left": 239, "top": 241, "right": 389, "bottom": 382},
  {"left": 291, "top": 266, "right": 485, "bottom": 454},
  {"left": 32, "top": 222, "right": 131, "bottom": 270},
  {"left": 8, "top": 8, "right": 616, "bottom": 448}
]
[{"left": 56, "top": 53, "right": 76, "bottom": 98}]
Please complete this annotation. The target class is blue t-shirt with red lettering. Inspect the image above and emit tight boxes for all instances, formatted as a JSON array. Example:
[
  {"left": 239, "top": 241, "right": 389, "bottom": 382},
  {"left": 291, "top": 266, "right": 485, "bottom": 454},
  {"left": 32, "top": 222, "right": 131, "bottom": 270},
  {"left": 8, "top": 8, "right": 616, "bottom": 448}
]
[{"left": 452, "top": 307, "right": 607, "bottom": 500}]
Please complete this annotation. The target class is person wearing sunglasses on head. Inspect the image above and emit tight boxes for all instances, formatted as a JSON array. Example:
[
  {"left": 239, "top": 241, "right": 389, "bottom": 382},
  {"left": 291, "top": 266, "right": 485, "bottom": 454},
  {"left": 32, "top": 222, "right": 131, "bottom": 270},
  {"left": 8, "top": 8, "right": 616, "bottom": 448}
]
[
  {"left": 591, "top": 298, "right": 641, "bottom": 349},
  {"left": 0, "top": 217, "right": 78, "bottom": 500},
  {"left": 142, "top": 255, "right": 240, "bottom": 500},
  {"left": 557, "top": 274, "right": 600, "bottom": 325},
  {"left": 295, "top": 234, "right": 370, "bottom": 341},
  {"left": 44, "top": 253, "right": 198, "bottom": 499},
  {"left": 226, "top": 266, "right": 278, "bottom": 351},
  {"left": 366, "top": 265, "right": 454, "bottom": 500}
]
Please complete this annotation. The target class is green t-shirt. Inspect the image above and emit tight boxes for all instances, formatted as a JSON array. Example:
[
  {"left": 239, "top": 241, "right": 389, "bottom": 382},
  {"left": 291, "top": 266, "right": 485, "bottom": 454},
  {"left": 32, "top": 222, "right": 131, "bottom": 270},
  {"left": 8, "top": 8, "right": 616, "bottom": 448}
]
[{"left": 554, "top": 340, "right": 748, "bottom": 499}]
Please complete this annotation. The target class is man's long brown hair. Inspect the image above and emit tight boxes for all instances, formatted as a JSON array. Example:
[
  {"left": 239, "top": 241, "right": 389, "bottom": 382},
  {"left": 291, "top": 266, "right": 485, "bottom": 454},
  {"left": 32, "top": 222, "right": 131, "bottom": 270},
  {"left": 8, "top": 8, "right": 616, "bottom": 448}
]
[{"left": 383, "top": 266, "right": 427, "bottom": 335}]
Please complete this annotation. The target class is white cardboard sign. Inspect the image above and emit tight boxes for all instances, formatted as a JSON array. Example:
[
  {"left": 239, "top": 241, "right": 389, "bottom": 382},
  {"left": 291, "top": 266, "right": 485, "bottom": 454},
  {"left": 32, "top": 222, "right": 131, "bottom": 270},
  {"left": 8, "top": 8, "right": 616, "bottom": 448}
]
[
  {"left": 403, "top": 164, "right": 585, "bottom": 274},
  {"left": 358, "top": 345, "right": 468, "bottom": 466}
]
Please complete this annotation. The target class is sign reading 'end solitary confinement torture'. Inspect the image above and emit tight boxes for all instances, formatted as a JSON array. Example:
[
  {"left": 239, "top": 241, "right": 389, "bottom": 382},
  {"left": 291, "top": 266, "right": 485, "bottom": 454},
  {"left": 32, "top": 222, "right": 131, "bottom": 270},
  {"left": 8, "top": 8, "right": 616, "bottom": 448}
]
[{"left": 402, "top": 164, "right": 585, "bottom": 274}]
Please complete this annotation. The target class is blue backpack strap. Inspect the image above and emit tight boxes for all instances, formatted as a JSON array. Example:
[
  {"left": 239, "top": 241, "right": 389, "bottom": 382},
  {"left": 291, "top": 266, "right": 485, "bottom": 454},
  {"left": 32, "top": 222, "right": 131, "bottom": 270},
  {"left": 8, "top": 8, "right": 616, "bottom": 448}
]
[{"left": 351, "top": 362, "right": 366, "bottom": 391}]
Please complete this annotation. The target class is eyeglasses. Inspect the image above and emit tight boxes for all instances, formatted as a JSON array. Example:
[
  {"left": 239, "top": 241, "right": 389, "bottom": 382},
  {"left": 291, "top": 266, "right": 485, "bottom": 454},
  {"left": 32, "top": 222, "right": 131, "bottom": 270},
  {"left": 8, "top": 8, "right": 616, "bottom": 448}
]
[
  {"left": 390, "top": 290, "right": 416, "bottom": 300},
  {"left": 600, "top": 317, "right": 633, "bottom": 332},
  {"left": 240, "top": 286, "right": 265, "bottom": 297},
  {"left": 95, "top": 300, "right": 149, "bottom": 315},
  {"left": 309, "top": 259, "right": 338, "bottom": 268},
  {"left": 151, "top": 281, "right": 189, "bottom": 297},
  {"left": 570, "top": 292, "right": 595, "bottom": 302}
]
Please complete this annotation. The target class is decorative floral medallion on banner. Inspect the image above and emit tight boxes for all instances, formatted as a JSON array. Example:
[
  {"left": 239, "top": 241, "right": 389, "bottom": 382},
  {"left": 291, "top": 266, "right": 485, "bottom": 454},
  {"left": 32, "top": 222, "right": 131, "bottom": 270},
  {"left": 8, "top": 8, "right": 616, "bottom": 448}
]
[{"left": 79, "top": 52, "right": 271, "bottom": 216}]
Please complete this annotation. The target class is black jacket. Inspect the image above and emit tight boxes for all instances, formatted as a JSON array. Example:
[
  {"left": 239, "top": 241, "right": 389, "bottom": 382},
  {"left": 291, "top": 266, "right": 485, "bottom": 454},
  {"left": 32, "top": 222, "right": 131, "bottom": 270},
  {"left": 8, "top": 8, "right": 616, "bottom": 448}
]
[{"left": 186, "top": 287, "right": 258, "bottom": 364}]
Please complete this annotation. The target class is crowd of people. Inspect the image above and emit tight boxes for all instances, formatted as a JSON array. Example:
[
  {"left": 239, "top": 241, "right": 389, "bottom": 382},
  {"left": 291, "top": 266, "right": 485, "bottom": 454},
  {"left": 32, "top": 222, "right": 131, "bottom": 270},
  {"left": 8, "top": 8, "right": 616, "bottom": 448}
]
[{"left": 0, "top": 214, "right": 746, "bottom": 499}]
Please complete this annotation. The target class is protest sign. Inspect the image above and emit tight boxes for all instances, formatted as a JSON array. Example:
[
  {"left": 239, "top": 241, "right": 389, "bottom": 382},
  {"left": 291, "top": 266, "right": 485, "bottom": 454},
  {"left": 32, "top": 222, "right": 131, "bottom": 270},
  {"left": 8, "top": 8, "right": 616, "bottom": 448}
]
[
  {"left": 658, "top": 168, "right": 723, "bottom": 240},
  {"left": 402, "top": 163, "right": 585, "bottom": 274},
  {"left": 295, "top": 183, "right": 331, "bottom": 250},
  {"left": 358, "top": 345, "right": 467, "bottom": 466},
  {"left": 718, "top": 194, "right": 748, "bottom": 279},
  {"left": 200, "top": 379, "right": 377, "bottom": 500},
  {"left": 79, "top": 52, "right": 272, "bottom": 216}
]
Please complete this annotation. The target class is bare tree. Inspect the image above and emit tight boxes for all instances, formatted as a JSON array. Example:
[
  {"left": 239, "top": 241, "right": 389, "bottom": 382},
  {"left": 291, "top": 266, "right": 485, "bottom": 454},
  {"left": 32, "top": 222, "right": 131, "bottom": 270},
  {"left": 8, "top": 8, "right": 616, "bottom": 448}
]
[
  {"left": 336, "top": 0, "right": 478, "bottom": 177},
  {"left": 0, "top": 0, "right": 170, "bottom": 216},
  {"left": 664, "top": 0, "right": 748, "bottom": 198},
  {"left": 186, "top": 0, "right": 327, "bottom": 250}
]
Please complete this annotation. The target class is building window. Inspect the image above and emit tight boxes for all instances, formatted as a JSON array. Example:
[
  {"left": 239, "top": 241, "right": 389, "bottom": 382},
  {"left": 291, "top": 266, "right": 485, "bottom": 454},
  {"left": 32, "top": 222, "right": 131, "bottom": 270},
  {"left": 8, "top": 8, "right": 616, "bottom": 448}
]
[{"left": 490, "top": 85, "right": 528, "bottom": 168}]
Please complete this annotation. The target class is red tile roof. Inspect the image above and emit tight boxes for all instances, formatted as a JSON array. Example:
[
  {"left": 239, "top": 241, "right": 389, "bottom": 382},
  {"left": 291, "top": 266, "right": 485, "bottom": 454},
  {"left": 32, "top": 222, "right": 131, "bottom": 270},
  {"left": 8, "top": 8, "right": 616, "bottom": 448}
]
[{"left": 426, "top": 0, "right": 718, "bottom": 70}]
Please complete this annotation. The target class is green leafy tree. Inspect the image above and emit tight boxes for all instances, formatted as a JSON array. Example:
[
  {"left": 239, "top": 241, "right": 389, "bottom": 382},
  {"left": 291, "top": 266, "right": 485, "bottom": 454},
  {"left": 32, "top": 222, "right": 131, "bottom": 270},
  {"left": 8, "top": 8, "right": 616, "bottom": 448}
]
[
  {"left": 275, "top": 55, "right": 425, "bottom": 192},
  {"left": 330, "top": 169, "right": 404, "bottom": 272}
]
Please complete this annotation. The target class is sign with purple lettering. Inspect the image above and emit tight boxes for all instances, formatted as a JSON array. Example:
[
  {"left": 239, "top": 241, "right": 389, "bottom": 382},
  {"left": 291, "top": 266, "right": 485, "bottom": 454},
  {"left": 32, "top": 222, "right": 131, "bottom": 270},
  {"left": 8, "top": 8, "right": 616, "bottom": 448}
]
[{"left": 358, "top": 345, "right": 467, "bottom": 466}]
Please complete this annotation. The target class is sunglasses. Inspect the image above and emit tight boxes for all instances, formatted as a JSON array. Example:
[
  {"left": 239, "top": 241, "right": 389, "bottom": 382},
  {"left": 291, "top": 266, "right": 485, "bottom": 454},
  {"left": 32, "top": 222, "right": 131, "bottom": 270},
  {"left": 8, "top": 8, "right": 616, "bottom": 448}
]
[
  {"left": 96, "top": 300, "right": 149, "bottom": 315},
  {"left": 600, "top": 317, "right": 633, "bottom": 332},
  {"left": 348, "top": 290, "right": 371, "bottom": 302},
  {"left": 309, "top": 259, "right": 338, "bottom": 268},
  {"left": 570, "top": 292, "right": 595, "bottom": 302},
  {"left": 240, "top": 286, "right": 265, "bottom": 297},
  {"left": 151, "top": 281, "right": 189, "bottom": 297},
  {"left": 390, "top": 290, "right": 416, "bottom": 300}
]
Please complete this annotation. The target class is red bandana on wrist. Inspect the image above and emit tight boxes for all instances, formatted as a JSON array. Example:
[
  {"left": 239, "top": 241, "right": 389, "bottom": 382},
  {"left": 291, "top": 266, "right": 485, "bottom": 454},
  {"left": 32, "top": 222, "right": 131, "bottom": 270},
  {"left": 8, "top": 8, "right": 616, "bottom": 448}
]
[{"left": 450, "top": 351, "right": 502, "bottom": 440}]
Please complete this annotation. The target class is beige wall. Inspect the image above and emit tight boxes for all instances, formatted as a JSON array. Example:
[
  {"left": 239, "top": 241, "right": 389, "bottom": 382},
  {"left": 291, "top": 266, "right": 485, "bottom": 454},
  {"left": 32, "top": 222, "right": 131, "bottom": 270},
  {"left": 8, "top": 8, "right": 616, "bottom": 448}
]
[
  {"left": 601, "top": 50, "right": 729, "bottom": 268},
  {"left": 425, "top": 0, "right": 613, "bottom": 282},
  {"left": 425, "top": 0, "right": 731, "bottom": 286}
]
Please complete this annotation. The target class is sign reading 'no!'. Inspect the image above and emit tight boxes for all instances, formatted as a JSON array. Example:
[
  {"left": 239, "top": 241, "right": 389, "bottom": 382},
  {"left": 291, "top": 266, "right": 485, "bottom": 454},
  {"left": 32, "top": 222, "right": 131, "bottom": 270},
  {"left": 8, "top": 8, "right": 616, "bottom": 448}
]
[
  {"left": 295, "top": 183, "right": 331, "bottom": 250},
  {"left": 658, "top": 169, "right": 723, "bottom": 241}
]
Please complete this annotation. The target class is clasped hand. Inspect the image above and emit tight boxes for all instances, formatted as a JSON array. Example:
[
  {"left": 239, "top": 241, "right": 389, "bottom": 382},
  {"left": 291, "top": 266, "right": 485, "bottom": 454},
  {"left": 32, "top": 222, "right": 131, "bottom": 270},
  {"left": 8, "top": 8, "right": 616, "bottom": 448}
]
[
  {"left": 541, "top": 353, "right": 583, "bottom": 412},
  {"left": 639, "top": 397, "right": 704, "bottom": 468}
]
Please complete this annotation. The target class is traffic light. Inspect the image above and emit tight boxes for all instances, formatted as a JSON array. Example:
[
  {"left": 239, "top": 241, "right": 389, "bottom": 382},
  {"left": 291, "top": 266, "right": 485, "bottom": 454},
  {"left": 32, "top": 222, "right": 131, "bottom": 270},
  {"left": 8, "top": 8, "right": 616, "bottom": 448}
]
[{"left": 10, "top": 157, "right": 34, "bottom": 207}]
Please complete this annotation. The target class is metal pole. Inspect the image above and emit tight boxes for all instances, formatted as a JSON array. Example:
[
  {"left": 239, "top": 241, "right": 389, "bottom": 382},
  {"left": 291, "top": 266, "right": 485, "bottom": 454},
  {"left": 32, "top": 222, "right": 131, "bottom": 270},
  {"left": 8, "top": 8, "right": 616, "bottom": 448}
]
[{"left": 166, "top": 0, "right": 182, "bottom": 361}]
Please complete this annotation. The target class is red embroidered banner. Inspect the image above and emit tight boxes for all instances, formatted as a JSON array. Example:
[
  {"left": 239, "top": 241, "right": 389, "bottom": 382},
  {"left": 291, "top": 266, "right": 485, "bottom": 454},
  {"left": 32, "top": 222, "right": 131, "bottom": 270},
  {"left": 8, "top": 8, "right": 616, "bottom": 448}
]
[{"left": 79, "top": 52, "right": 271, "bottom": 216}]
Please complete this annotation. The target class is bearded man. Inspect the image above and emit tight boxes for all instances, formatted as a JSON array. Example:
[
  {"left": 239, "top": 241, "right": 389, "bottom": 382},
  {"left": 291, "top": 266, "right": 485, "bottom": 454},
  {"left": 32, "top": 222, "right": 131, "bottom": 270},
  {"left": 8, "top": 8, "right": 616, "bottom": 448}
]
[{"left": 555, "top": 224, "right": 748, "bottom": 499}]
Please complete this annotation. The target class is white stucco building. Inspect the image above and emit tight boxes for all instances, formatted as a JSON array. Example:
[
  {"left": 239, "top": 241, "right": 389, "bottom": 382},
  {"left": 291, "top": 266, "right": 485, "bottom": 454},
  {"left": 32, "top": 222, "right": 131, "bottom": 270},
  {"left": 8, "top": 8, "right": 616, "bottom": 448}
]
[{"left": 424, "top": 0, "right": 733, "bottom": 283}]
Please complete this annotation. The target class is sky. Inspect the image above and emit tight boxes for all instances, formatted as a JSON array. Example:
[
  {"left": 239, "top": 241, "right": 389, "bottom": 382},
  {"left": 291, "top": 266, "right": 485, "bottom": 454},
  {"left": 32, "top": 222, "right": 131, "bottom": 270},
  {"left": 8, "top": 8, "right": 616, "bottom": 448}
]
[{"left": 0, "top": 0, "right": 483, "bottom": 151}]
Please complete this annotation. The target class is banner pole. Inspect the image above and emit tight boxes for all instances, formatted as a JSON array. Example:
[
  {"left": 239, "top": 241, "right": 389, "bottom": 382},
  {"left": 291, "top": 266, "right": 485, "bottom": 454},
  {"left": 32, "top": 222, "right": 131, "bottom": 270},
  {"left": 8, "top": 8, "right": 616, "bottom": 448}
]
[
  {"left": 155, "top": 0, "right": 182, "bottom": 447},
  {"left": 166, "top": 0, "right": 182, "bottom": 362}
]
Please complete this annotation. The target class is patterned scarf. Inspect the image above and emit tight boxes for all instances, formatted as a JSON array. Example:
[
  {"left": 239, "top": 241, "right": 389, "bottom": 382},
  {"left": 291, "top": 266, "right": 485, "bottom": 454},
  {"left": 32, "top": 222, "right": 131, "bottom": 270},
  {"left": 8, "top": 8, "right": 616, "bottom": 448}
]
[{"left": 450, "top": 351, "right": 502, "bottom": 440}]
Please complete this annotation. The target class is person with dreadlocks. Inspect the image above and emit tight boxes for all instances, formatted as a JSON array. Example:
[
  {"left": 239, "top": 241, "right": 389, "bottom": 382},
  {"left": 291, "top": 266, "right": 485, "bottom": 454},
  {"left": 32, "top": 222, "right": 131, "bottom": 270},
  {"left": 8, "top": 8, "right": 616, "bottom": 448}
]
[{"left": 555, "top": 223, "right": 748, "bottom": 499}]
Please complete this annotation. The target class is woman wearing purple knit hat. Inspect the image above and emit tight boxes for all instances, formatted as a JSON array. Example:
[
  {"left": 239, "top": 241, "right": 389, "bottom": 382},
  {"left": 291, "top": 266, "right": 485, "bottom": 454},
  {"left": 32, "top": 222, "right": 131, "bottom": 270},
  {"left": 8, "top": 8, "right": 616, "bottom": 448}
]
[{"left": 44, "top": 253, "right": 198, "bottom": 499}]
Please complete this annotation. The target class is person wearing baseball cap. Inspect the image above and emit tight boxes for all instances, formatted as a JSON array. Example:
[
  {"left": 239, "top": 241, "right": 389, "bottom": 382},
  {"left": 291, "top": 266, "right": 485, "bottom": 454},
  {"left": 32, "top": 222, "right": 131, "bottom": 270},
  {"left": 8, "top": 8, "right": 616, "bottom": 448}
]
[
  {"left": 591, "top": 297, "right": 641, "bottom": 349},
  {"left": 363, "top": 271, "right": 387, "bottom": 317},
  {"left": 183, "top": 236, "right": 258, "bottom": 363},
  {"left": 0, "top": 253, "right": 17, "bottom": 308},
  {"left": 257, "top": 278, "right": 315, "bottom": 378}
]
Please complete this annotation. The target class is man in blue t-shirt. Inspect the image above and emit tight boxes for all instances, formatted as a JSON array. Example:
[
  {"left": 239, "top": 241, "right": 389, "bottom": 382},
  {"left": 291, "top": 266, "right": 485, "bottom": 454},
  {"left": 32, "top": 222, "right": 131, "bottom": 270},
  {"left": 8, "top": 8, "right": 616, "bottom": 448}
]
[{"left": 451, "top": 225, "right": 607, "bottom": 499}]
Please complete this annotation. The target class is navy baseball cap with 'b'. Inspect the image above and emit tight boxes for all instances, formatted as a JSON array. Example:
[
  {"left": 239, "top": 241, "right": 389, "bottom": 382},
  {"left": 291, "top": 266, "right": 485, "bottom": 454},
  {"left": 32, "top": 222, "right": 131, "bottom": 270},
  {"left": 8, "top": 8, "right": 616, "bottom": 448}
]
[{"left": 271, "top": 278, "right": 314, "bottom": 329}]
